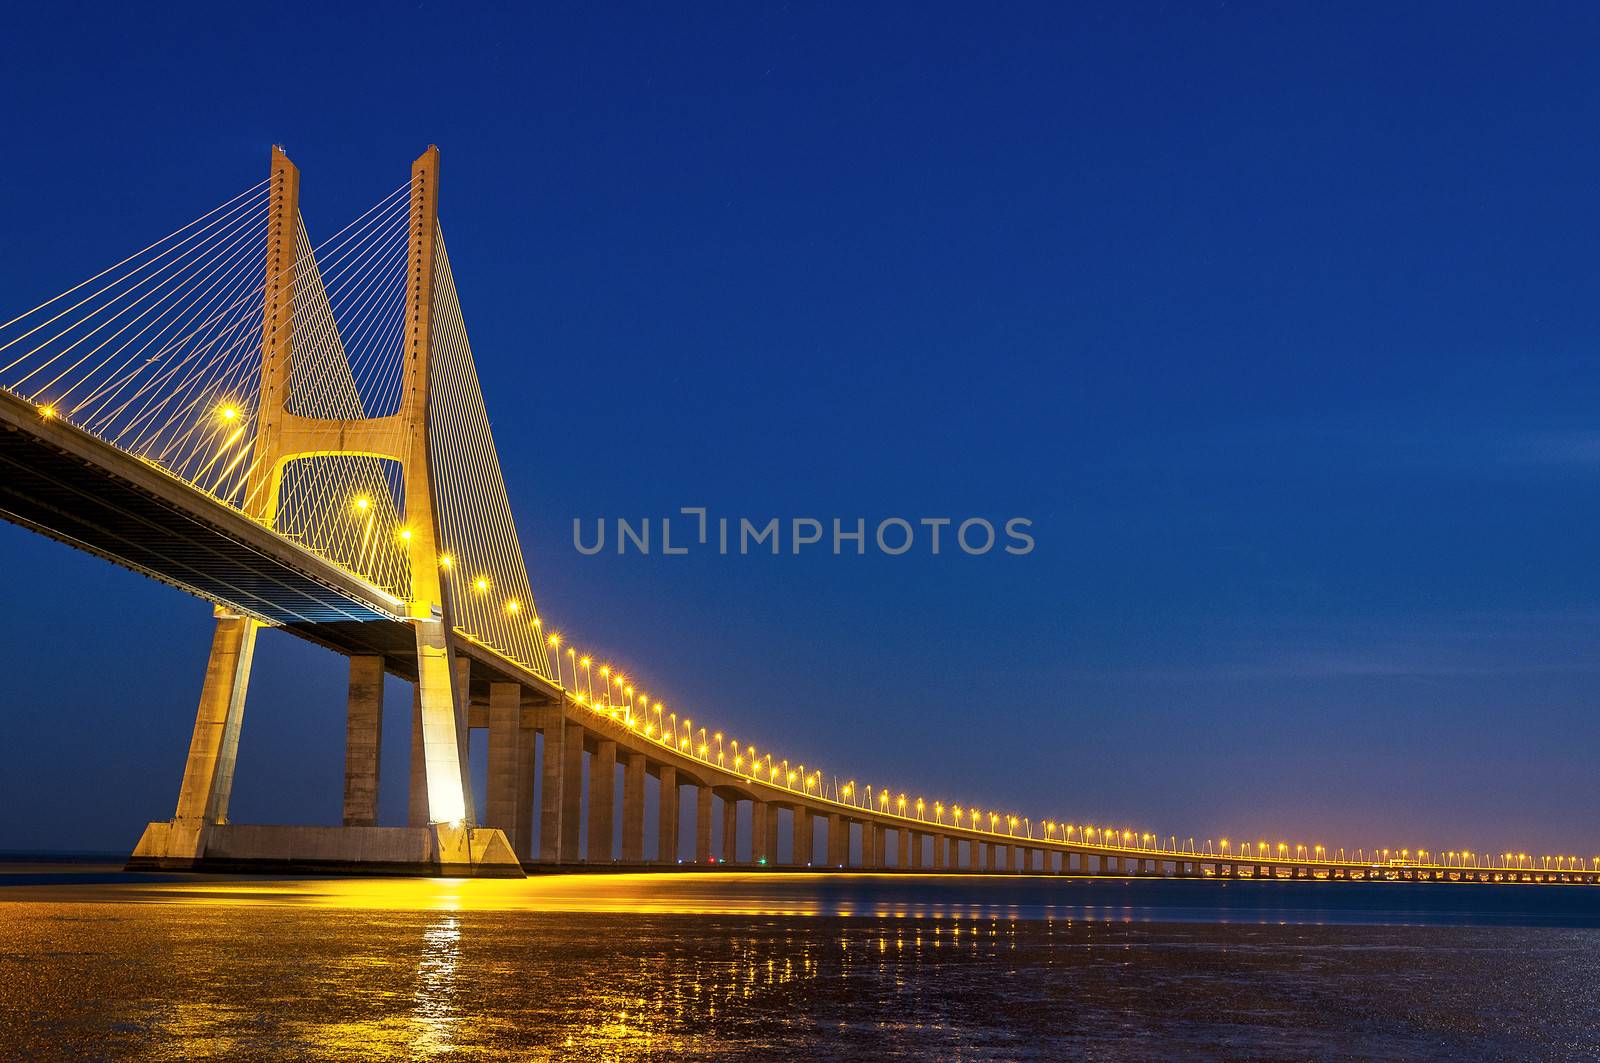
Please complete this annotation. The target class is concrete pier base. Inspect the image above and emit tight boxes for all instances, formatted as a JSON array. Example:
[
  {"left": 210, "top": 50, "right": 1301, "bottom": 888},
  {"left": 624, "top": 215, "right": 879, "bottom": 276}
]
[
  {"left": 657, "top": 766, "right": 679, "bottom": 863},
  {"left": 129, "top": 821, "right": 524, "bottom": 877},
  {"left": 722, "top": 797, "right": 740, "bottom": 865},
  {"left": 751, "top": 801, "right": 770, "bottom": 865}
]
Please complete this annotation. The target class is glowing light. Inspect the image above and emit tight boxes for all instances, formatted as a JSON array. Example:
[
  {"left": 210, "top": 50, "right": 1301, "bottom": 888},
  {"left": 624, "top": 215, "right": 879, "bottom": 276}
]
[
  {"left": 439, "top": 554, "right": 454, "bottom": 569},
  {"left": 218, "top": 404, "right": 240, "bottom": 422},
  {"left": 548, "top": 632, "right": 562, "bottom": 649},
  {"left": 355, "top": 496, "right": 370, "bottom": 512},
  {"left": 475, "top": 578, "right": 489, "bottom": 593},
  {"left": 506, "top": 599, "right": 521, "bottom": 614},
  {"left": 398, "top": 527, "right": 412, "bottom": 541},
  {"left": 38, "top": 404, "right": 57, "bottom": 419}
]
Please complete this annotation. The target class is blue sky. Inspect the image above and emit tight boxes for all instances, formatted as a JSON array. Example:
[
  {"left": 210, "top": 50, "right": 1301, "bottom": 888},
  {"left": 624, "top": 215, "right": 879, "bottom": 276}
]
[{"left": 3, "top": 2, "right": 1599, "bottom": 856}]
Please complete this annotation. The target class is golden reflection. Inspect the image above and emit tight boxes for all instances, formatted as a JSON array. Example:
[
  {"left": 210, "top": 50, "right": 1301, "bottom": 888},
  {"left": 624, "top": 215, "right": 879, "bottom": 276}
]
[{"left": 410, "top": 913, "right": 461, "bottom": 1057}]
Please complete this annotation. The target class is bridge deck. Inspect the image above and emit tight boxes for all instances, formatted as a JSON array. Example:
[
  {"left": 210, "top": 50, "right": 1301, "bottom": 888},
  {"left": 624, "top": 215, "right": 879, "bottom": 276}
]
[{"left": 0, "top": 390, "right": 405, "bottom": 627}]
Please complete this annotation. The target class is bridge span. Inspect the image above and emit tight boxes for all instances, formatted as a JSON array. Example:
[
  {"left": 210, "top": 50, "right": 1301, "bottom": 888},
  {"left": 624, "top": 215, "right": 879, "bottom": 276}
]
[{"left": 1, "top": 146, "right": 1593, "bottom": 883}]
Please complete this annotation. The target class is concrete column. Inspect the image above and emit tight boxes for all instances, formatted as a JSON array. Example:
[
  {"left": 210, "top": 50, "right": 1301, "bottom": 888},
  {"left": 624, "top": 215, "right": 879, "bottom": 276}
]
[
  {"left": 174, "top": 615, "right": 258, "bottom": 826},
  {"left": 722, "top": 796, "right": 739, "bottom": 864},
  {"left": 514, "top": 717, "right": 535, "bottom": 858},
  {"left": 411, "top": 625, "right": 471, "bottom": 826},
  {"left": 1011, "top": 844, "right": 1026, "bottom": 872},
  {"left": 860, "top": 822, "right": 877, "bottom": 868},
  {"left": 791, "top": 807, "right": 812, "bottom": 866},
  {"left": 622, "top": 753, "right": 646, "bottom": 862},
  {"left": 536, "top": 706, "right": 564, "bottom": 862},
  {"left": 977, "top": 842, "right": 989, "bottom": 871},
  {"left": 408, "top": 689, "right": 428, "bottom": 827},
  {"left": 695, "top": 787, "right": 714, "bottom": 863},
  {"left": 341, "top": 655, "right": 384, "bottom": 827},
  {"left": 451, "top": 653, "right": 475, "bottom": 823},
  {"left": 827, "top": 812, "right": 845, "bottom": 867},
  {"left": 873, "top": 821, "right": 887, "bottom": 868},
  {"left": 559, "top": 720, "right": 584, "bottom": 863},
  {"left": 657, "top": 766, "right": 678, "bottom": 863},
  {"left": 751, "top": 801, "right": 770, "bottom": 865},
  {"left": 764, "top": 803, "right": 780, "bottom": 866},
  {"left": 906, "top": 831, "right": 922, "bottom": 870},
  {"left": 485, "top": 682, "right": 521, "bottom": 837},
  {"left": 933, "top": 835, "right": 947, "bottom": 870},
  {"left": 587, "top": 739, "right": 616, "bottom": 863}
]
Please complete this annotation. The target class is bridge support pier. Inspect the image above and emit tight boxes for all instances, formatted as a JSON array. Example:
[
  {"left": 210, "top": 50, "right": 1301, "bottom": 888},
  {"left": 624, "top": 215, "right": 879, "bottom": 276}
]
[
  {"left": 559, "top": 722, "right": 584, "bottom": 862},
  {"left": 695, "top": 786, "right": 714, "bottom": 864},
  {"left": 409, "top": 690, "right": 428, "bottom": 827},
  {"left": 791, "top": 808, "right": 813, "bottom": 866},
  {"left": 622, "top": 753, "right": 646, "bottom": 863},
  {"left": 341, "top": 655, "right": 384, "bottom": 827},
  {"left": 933, "top": 834, "right": 947, "bottom": 870},
  {"left": 657, "top": 766, "right": 679, "bottom": 863},
  {"left": 751, "top": 801, "right": 769, "bottom": 865},
  {"left": 485, "top": 682, "right": 520, "bottom": 839},
  {"left": 873, "top": 822, "right": 887, "bottom": 867},
  {"left": 827, "top": 812, "right": 846, "bottom": 867},
  {"left": 536, "top": 707, "right": 564, "bottom": 862},
  {"left": 588, "top": 740, "right": 616, "bottom": 863},
  {"left": 514, "top": 714, "right": 535, "bottom": 858},
  {"left": 132, "top": 614, "right": 258, "bottom": 863},
  {"left": 722, "top": 796, "right": 739, "bottom": 865},
  {"left": 764, "top": 802, "right": 780, "bottom": 866}
]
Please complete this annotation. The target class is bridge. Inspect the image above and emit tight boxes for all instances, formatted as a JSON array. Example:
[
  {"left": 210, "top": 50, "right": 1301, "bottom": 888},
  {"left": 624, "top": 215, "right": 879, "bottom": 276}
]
[{"left": 1, "top": 147, "right": 1593, "bottom": 884}]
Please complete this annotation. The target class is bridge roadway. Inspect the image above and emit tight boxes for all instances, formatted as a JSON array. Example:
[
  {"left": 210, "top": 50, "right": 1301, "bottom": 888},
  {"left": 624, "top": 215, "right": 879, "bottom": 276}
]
[
  {"left": 487, "top": 688, "right": 1600, "bottom": 884},
  {"left": 5, "top": 388, "right": 1597, "bottom": 884}
]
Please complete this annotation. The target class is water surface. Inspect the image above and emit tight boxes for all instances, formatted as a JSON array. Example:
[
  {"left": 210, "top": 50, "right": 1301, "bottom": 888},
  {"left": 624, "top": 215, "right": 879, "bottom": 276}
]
[{"left": 2, "top": 865, "right": 1597, "bottom": 1059}]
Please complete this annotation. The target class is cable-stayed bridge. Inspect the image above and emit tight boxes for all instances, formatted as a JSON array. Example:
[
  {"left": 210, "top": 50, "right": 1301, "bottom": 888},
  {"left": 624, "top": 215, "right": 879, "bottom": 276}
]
[{"left": 0, "top": 147, "right": 1591, "bottom": 883}]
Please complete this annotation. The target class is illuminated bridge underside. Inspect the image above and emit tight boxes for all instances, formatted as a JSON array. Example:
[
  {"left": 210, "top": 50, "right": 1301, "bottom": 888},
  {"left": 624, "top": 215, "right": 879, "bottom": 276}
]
[
  {"left": 0, "top": 390, "right": 559, "bottom": 692},
  {"left": 0, "top": 389, "right": 401, "bottom": 627}
]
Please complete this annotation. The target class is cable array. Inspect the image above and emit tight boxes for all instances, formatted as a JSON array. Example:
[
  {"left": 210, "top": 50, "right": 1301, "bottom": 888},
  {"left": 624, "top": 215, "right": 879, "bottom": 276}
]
[
  {"left": 430, "top": 229, "right": 552, "bottom": 678},
  {"left": 0, "top": 180, "right": 275, "bottom": 498},
  {"left": 271, "top": 191, "right": 414, "bottom": 597},
  {"left": 0, "top": 175, "right": 421, "bottom": 598}
]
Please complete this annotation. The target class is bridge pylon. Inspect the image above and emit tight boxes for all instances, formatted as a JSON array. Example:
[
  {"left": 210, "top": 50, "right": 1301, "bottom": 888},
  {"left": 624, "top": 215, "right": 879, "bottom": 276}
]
[{"left": 130, "top": 146, "right": 518, "bottom": 876}]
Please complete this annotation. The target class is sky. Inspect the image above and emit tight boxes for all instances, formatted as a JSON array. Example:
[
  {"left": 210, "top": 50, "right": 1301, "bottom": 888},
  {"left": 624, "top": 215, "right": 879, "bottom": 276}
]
[{"left": 2, "top": 2, "right": 1599, "bottom": 857}]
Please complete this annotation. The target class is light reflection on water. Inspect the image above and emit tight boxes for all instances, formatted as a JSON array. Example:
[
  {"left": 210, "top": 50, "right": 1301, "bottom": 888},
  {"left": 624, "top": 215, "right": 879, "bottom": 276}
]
[
  {"left": 2, "top": 871, "right": 1599, "bottom": 1059},
  {"left": 13, "top": 870, "right": 1600, "bottom": 926},
  {"left": 411, "top": 914, "right": 460, "bottom": 1058}
]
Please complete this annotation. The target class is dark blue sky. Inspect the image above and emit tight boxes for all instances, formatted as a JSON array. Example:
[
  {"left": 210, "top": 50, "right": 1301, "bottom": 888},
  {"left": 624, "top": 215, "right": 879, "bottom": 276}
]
[{"left": 3, "top": 3, "right": 1599, "bottom": 857}]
